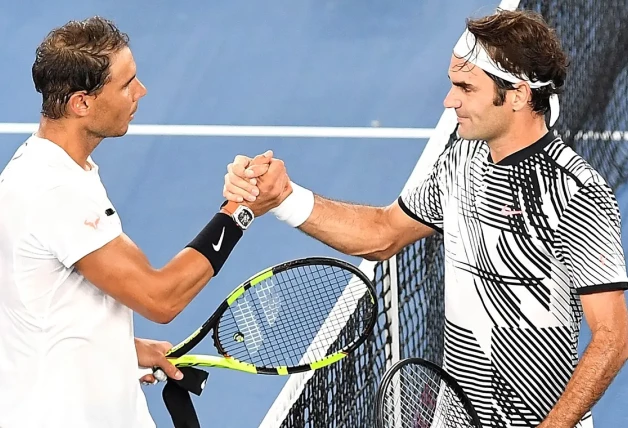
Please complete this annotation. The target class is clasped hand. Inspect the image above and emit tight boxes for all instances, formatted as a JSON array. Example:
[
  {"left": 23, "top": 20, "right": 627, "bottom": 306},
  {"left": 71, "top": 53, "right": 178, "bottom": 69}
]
[{"left": 222, "top": 150, "right": 292, "bottom": 216}]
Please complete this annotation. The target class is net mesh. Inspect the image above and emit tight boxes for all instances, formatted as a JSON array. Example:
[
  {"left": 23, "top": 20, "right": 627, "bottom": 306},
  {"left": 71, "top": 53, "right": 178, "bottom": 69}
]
[
  {"left": 397, "top": 237, "right": 446, "bottom": 362},
  {"left": 276, "top": 261, "right": 394, "bottom": 427},
  {"left": 275, "top": 239, "right": 445, "bottom": 428},
  {"left": 519, "top": 0, "right": 628, "bottom": 192},
  {"left": 270, "top": 1, "right": 627, "bottom": 426}
]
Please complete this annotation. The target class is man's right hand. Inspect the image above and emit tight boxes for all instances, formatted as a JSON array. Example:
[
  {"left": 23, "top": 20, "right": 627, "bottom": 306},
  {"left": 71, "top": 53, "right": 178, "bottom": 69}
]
[
  {"left": 223, "top": 150, "right": 292, "bottom": 216},
  {"left": 223, "top": 150, "right": 273, "bottom": 203}
]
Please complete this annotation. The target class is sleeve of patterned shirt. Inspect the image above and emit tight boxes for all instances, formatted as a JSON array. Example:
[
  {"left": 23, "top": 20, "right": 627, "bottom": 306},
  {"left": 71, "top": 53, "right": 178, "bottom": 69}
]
[
  {"left": 555, "top": 182, "right": 628, "bottom": 294},
  {"left": 396, "top": 139, "right": 457, "bottom": 235}
]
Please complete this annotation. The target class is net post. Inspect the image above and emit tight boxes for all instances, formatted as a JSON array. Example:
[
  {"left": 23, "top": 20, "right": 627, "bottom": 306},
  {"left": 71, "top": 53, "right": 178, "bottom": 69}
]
[
  {"left": 390, "top": 256, "right": 402, "bottom": 428},
  {"left": 383, "top": 256, "right": 401, "bottom": 371},
  {"left": 388, "top": 256, "right": 401, "bottom": 366},
  {"left": 381, "top": 255, "right": 402, "bottom": 427}
]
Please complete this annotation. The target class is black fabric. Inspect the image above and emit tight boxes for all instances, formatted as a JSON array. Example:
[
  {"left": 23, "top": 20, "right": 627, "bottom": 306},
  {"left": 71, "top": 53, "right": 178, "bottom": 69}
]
[
  {"left": 186, "top": 212, "right": 243, "bottom": 275},
  {"left": 397, "top": 196, "right": 444, "bottom": 235},
  {"left": 577, "top": 281, "right": 628, "bottom": 295},
  {"left": 489, "top": 130, "right": 555, "bottom": 166},
  {"left": 162, "top": 367, "right": 210, "bottom": 428}
]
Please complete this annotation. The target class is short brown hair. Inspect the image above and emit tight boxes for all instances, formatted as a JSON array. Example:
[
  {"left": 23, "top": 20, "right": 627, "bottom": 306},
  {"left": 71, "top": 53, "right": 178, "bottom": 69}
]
[
  {"left": 465, "top": 10, "right": 569, "bottom": 115},
  {"left": 32, "top": 16, "right": 130, "bottom": 119}
]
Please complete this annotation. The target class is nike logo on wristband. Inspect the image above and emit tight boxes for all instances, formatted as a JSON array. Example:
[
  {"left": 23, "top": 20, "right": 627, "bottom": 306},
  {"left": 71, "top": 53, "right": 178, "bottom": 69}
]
[{"left": 213, "top": 227, "right": 225, "bottom": 251}]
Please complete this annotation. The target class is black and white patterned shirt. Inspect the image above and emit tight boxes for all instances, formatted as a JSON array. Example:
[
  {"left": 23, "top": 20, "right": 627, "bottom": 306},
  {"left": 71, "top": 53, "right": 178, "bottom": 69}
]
[{"left": 399, "top": 129, "right": 628, "bottom": 428}]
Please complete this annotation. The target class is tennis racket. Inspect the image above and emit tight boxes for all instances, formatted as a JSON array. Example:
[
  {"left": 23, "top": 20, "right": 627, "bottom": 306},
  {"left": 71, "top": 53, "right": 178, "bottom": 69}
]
[
  {"left": 142, "top": 256, "right": 377, "bottom": 380},
  {"left": 375, "top": 358, "right": 482, "bottom": 428}
]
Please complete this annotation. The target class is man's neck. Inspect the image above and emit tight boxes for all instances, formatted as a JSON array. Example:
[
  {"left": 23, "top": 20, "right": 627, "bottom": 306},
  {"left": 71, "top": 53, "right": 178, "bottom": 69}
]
[
  {"left": 488, "top": 116, "right": 549, "bottom": 164},
  {"left": 36, "top": 118, "right": 102, "bottom": 170}
]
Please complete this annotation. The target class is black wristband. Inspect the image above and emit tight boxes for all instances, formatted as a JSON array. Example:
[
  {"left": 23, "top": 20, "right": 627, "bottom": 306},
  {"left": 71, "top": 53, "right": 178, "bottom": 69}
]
[{"left": 186, "top": 212, "right": 243, "bottom": 275}]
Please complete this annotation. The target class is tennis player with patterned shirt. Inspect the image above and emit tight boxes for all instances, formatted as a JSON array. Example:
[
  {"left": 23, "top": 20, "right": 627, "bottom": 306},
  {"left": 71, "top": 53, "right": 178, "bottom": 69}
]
[
  {"left": 0, "top": 17, "right": 259, "bottom": 428},
  {"left": 222, "top": 10, "right": 628, "bottom": 428}
]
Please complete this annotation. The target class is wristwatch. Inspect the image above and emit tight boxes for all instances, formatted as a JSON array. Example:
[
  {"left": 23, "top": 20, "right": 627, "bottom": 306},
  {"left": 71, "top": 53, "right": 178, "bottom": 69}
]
[{"left": 221, "top": 201, "right": 255, "bottom": 230}]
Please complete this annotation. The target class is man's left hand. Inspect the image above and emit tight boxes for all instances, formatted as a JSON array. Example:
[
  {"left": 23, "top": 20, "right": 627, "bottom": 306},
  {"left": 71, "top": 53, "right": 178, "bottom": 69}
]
[{"left": 135, "top": 337, "right": 183, "bottom": 384}]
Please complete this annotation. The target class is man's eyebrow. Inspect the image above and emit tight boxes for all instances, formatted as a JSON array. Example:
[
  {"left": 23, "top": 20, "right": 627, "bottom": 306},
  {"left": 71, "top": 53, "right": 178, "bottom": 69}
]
[
  {"left": 122, "top": 74, "right": 136, "bottom": 87},
  {"left": 448, "top": 75, "right": 475, "bottom": 90}
]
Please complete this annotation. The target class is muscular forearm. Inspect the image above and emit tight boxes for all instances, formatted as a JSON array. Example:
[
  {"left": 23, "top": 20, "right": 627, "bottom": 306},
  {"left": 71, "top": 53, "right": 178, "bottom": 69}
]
[
  {"left": 154, "top": 248, "right": 215, "bottom": 319},
  {"left": 95, "top": 236, "right": 216, "bottom": 324},
  {"left": 298, "top": 195, "right": 396, "bottom": 261},
  {"left": 541, "top": 327, "right": 627, "bottom": 427},
  {"left": 151, "top": 208, "right": 246, "bottom": 320}
]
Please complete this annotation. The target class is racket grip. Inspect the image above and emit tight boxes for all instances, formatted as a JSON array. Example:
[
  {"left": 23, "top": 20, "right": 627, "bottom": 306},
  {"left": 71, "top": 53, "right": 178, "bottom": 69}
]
[{"left": 138, "top": 367, "right": 167, "bottom": 383}]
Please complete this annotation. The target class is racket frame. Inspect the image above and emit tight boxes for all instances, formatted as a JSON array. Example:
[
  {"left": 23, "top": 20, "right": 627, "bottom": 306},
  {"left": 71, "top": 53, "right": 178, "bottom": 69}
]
[
  {"left": 375, "top": 357, "right": 482, "bottom": 428},
  {"left": 154, "top": 256, "right": 378, "bottom": 377}
]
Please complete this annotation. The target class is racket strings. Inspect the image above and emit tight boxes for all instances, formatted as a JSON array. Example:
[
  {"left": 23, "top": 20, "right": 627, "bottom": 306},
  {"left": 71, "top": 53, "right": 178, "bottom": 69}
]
[
  {"left": 382, "top": 364, "right": 477, "bottom": 428},
  {"left": 217, "top": 264, "right": 374, "bottom": 368},
  {"left": 228, "top": 265, "right": 337, "bottom": 364}
]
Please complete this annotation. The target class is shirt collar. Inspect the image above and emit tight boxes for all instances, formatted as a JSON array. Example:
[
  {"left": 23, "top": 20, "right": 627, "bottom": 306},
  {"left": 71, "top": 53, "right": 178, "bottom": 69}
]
[
  {"left": 488, "top": 131, "right": 556, "bottom": 166},
  {"left": 25, "top": 134, "right": 98, "bottom": 173}
]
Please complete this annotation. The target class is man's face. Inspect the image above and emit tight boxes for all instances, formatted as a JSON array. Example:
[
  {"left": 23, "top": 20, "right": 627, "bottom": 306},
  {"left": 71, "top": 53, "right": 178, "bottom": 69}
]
[
  {"left": 443, "top": 54, "right": 512, "bottom": 142},
  {"left": 87, "top": 47, "right": 147, "bottom": 138}
]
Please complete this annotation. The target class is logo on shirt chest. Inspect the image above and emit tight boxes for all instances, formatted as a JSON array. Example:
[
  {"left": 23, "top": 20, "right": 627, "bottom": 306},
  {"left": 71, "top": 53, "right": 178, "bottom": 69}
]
[
  {"left": 84, "top": 215, "right": 101, "bottom": 229},
  {"left": 500, "top": 205, "right": 523, "bottom": 216}
]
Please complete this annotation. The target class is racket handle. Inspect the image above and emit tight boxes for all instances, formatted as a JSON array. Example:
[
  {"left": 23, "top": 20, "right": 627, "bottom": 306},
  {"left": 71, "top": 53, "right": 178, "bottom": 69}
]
[{"left": 138, "top": 367, "right": 168, "bottom": 383}]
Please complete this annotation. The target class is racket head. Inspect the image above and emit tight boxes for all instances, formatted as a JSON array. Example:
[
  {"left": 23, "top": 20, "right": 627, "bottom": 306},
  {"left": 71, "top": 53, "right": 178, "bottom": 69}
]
[
  {"left": 203, "top": 256, "right": 378, "bottom": 374},
  {"left": 375, "top": 358, "right": 482, "bottom": 428}
]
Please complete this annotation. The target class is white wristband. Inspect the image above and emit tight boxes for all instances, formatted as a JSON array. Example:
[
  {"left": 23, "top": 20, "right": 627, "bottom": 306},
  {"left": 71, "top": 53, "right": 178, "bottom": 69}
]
[{"left": 269, "top": 181, "right": 314, "bottom": 227}]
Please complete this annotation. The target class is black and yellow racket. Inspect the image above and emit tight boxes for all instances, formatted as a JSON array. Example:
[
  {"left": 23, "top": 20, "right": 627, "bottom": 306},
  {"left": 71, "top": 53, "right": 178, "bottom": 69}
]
[
  {"left": 146, "top": 256, "right": 377, "bottom": 379},
  {"left": 375, "top": 358, "right": 482, "bottom": 428}
]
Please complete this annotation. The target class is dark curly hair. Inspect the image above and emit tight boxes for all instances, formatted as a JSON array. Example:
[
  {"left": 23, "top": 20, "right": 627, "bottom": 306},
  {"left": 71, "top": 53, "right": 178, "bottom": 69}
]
[
  {"left": 32, "top": 16, "right": 130, "bottom": 119},
  {"left": 464, "top": 9, "right": 569, "bottom": 115}
]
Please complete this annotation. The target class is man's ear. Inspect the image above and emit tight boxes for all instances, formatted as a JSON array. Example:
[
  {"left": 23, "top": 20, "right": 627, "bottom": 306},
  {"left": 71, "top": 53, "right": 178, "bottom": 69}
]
[
  {"left": 66, "top": 91, "right": 92, "bottom": 117},
  {"left": 510, "top": 82, "right": 532, "bottom": 112}
]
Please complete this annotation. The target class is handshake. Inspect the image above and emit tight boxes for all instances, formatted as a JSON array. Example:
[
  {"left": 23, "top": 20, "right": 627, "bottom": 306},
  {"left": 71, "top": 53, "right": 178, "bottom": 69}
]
[{"left": 222, "top": 150, "right": 315, "bottom": 227}]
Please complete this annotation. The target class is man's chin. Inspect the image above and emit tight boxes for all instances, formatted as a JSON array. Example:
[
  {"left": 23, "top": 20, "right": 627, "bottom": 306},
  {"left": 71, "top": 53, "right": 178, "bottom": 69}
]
[
  {"left": 457, "top": 124, "right": 488, "bottom": 142},
  {"left": 457, "top": 123, "right": 474, "bottom": 140},
  {"left": 110, "top": 125, "right": 130, "bottom": 138}
]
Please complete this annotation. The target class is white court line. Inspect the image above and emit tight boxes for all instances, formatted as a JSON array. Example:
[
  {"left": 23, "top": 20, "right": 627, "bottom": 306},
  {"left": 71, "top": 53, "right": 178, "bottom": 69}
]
[
  {"left": 0, "top": 122, "right": 624, "bottom": 141},
  {"left": 0, "top": 122, "right": 434, "bottom": 139}
]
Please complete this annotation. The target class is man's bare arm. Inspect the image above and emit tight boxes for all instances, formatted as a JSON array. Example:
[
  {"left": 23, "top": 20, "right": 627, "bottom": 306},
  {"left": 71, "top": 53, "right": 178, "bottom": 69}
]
[
  {"left": 222, "top": 153, "right": 436, "bottom": 261},
  {"left": 76, "top": 234, "right": 213, "bottom": 324},
  {"left": 76, "top": 210, "right": 241, "bottom": 324},
  {"left": 539, "top": 290, "right": 628, "bottom": 427},
  {"left": 298, "top": 196, "right": 435, "bottom": 261}
]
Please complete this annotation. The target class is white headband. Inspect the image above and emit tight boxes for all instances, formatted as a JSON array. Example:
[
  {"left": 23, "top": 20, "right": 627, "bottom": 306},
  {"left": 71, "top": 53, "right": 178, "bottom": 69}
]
[{"left": 453, "top": 29, "right": 560, "bottom": 126}]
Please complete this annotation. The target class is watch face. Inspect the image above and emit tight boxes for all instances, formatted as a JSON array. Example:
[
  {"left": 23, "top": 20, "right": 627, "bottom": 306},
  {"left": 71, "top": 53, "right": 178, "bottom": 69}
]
[{"left": 237, "top": 209, "right": 253, "bottom": 226}]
